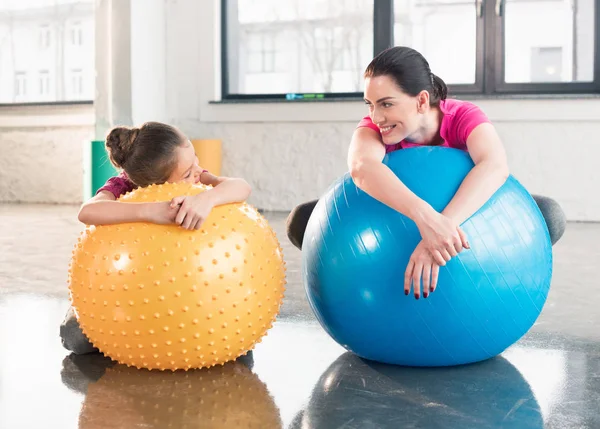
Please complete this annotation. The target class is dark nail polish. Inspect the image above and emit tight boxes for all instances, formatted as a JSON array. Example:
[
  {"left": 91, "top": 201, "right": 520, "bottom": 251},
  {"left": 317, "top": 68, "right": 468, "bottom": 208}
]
[
  {"left": 415, "top": 295, "right": 420, "bottom": 300},
  {"left": 405, "top": 290, "right": 409, "bottom": 295},
  {"left": 424, "top": 293, "right": 429, "bottom": 298}
]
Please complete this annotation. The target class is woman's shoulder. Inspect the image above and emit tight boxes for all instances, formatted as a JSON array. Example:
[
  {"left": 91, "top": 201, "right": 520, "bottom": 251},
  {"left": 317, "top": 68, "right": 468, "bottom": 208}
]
[
  {"left": 440, "top": 98, "right": 491, "bottom": 147},
  {"left": 440, "top": 98, "right": 482, "bottom": 115}
]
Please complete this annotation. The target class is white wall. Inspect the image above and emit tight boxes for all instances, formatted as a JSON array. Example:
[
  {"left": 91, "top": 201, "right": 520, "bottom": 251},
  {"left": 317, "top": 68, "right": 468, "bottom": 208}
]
[
  {"left": 0, "top": 0, "right": 598, "bottom": 223},
  {"left": 0, "top": 104, "right": 94, "bottom": 203}
]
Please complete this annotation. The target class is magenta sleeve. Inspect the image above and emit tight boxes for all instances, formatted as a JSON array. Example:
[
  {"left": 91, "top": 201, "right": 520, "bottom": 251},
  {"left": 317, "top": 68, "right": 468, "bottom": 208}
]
[
  {"left": 356, "top": 116, "right": 380, "bottom": 134},
  {"left": 452, "top": 102, "right": 492, "bottom": 144},
  {"left": 96, "top": 172, "right": 136, "bottom": 199}
]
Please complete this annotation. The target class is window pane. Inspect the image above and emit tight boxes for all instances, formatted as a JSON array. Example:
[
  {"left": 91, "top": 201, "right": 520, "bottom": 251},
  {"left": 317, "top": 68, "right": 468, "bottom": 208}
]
[
  {"left": 504, "top": 0, "right": 594, "bottom": 83},
  {"left": 394, "top": 0, "right": 478, "bottom": 84},
  {"left": 0, "top": 0, "right": 94, "bottom": 103},
  {"left": 226, "top": 0, "right": 374, "bottom": 95}
]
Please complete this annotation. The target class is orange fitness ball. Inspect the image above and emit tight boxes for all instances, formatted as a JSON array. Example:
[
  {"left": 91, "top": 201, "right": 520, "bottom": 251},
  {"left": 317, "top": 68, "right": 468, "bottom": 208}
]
[{"left": 68, "top": 182, "right": 286, "bottom": 371}]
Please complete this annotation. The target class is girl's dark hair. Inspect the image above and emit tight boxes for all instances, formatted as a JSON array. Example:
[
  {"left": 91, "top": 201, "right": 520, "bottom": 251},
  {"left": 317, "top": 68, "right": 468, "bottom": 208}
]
[
  {"left": 105, "top": 122, "right": 185, "bottom": 187},
  {"left": 364, "top": 46, "right": 448, "bottom": 105}
]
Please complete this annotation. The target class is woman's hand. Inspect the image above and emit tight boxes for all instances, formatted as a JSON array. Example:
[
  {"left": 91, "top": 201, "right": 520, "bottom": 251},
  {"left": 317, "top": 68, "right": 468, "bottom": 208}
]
[
  {"left": 170, "top": 193, "right": 215, "bottom": 230},
  {"left": 414, "top": 210, "right": 470, "bottom": 266},
  {"left": 404, "top": 240, "right": 441, "bottom": 299}
]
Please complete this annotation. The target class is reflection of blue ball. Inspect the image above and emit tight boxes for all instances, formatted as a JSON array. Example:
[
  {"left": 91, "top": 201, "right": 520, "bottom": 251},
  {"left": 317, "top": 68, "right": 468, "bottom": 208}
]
[
  {"left": 297, "top": 352, "right": 543, "bottom": 428},
  {"left": 302, "top": 147, "right": 552, "bottom": 367}
]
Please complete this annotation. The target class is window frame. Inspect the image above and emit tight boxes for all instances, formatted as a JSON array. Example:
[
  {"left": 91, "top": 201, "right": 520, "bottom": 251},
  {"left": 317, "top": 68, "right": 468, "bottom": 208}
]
[
  {"left": 221, "top": 0, "right": 600, "bottom": 100},
  {"left": 489, "top": 0, "right": 600, "bottom": 95},
  {"left": 0, "top": 3, "right": 94, "bottom": 107}
]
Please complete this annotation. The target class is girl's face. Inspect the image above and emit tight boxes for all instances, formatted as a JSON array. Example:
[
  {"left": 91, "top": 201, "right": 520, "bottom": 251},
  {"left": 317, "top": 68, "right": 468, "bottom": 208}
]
[
  {"left": 364, "top": 75, "right": 429, "bottom": 145},
  {"left": 167, "top": 139, "right": 204, "bottom": 185}
]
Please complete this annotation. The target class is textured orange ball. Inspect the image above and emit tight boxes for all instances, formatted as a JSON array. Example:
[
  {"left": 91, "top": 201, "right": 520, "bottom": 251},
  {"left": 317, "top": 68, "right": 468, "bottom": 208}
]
[{"left": 68, "top": 182, "right": 286, "bottom": 371}]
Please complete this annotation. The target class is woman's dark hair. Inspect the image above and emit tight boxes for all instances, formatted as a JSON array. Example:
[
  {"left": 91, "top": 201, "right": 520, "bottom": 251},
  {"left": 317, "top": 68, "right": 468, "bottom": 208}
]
[
  {"left": 364, "top": 46, "right": 448, "bottom": 105},
  {"left": 105, "top": 121, "right": 185, "bottom": 187}
]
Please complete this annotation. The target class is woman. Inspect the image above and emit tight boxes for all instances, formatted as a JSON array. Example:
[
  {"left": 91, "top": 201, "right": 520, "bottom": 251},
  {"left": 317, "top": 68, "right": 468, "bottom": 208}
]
[{"left": 287, "top": 46, "right": 565, "bottom": 299}]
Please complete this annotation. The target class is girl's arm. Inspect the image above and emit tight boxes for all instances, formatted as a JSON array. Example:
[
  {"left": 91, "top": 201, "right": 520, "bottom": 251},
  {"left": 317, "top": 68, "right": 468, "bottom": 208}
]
[
  {"left": 196, "top": 171, "right": 252, "bottom": 205},
  {"left": 441, "top": 123, "right": 510, "bottom": 224},
  {"left": 78, "top": 191, "right": 177, "bottom": 226},
  {"left": 348, "top": 127, "right": 468, "bottom": 265},
  {"left": 171, "top": 172, "right": 252, "bottom": 230}
]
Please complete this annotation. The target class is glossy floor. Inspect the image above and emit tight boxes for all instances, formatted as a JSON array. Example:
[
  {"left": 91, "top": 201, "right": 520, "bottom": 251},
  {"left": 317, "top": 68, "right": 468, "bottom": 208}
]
[{"left": 1, "top": 204, "right": 599, "bottom": 429}]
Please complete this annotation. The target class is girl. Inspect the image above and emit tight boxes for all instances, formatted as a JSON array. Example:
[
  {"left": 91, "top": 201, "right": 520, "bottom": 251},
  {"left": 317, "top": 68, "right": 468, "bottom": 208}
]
[
  {"left": 61, "top": 121, "right": 251, "bottom": 354},
  {"left": 287, "top": 46, "right": 565, "bottom": 300}
]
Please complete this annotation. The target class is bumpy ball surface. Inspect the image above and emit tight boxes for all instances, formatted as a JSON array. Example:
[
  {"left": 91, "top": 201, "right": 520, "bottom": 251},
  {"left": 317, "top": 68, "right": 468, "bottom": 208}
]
[
  {"left": 303, "top": 147, "right": 552, "bottom": 367},
  {"left": 69, "top": 182, "right": 286, "bottom": 371}
]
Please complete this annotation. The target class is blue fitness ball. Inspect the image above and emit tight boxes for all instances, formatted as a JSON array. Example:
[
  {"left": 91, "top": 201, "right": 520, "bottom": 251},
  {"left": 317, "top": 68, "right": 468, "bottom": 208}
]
[{"left": 302, "top": 147, "right": 552, "bottom": 366}]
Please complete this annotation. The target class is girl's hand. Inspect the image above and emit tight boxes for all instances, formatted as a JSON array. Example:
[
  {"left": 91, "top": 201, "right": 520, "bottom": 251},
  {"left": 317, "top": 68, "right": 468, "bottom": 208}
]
[
  {"left": 145, "top": 201, "right": 181, "bottom": 225},
  {"left": 404, "top": 240, "right": 441, "bottom": 299},
  {"left": 170, "top": 193, "right": 215, "bottom": 230},
  {"left": 414, "top": 210, "right": 470, "bottom": 265}
]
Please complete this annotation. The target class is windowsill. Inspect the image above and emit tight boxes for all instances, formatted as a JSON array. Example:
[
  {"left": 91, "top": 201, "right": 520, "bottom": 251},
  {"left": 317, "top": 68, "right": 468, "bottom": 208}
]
[
  {"left": 0, "top": 102, "right": 95, "bottom": 128},
  {"left": 200, "top": 93, "right": 600, "bottom": 123},
  {"left": 0, "top": 100, "right": 94, "bottom": 108},
  {"left": 210, "top": 92, "right": 600, "bottom": 104}
]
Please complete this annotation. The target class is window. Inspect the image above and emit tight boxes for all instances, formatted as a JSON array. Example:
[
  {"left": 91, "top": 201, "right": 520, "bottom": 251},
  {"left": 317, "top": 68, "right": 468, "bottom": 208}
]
[
  {"left": 15, "top": 72, "right": 27, "bottom": 100},
  {"left": 221, "top": 0, "right": 600, "bottom": 100},
  {"left": 39, "top": 70, "right": 50, "bottom": 96},
  {"left": 246, "top": 32, "right": 277, "bottom": 73},
  {"left": 70, "top": 69, "right": 83, "bottom": 97},
  {"left": 530, "top": 47, "right": 563, "bottom": 83},
  {"left": 39, "top": 25, "right": 51, "bottom": 49},
  {"left": 0, "top": 0, "right": 94, "bottom": 104},
  {"left": 70, "top": 21, "right": 83, "bottom": 46},
  {"left": 394, "top": 0, "right": 478, "bottom": 85},
  {"left": 222, "top": 0, "right": 374, "bottom": 99}
]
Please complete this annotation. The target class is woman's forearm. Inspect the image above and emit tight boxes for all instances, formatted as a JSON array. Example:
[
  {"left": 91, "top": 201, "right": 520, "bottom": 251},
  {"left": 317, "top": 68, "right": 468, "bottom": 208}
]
[
  {"left": 350, "top": 159, "right": 434, "bottom": 222},
  {"left": 78, "top": 200, "right": 155, "bottom": 225},
  {"left": 442, "top": 160, "right": 509, "bottom": 225}
]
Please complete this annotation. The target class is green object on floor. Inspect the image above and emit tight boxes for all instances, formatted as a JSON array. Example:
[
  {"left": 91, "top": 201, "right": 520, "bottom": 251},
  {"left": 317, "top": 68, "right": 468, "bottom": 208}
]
[{"left": 83, "top": 140, "right": 118, "bottom": 200}]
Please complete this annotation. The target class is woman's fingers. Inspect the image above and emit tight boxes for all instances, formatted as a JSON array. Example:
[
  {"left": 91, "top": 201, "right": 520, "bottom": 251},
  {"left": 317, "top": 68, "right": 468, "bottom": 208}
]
[
  {"left": 404, "top": 259, "right": 415, "bottom": 296},
  {"left": 412, "top": 262, "right": 423, "bottom": 299},
  {"left": 422, "top": 264, "right": 431, "bottom": 298},
  {"left": 430, "top": 264, "right": 439, "bottom": 293}
]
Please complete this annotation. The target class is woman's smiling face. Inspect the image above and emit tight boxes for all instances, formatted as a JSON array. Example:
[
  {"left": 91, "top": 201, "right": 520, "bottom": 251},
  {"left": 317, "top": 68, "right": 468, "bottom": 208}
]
[{"left": 363, "top": 74, "right": 424, "bottom": 145}]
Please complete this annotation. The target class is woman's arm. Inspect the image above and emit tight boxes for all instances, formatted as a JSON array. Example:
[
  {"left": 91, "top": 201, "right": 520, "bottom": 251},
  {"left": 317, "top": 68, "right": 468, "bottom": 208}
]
[
  {"left": 348, "top": 127, "right": 468, "bottom": 264},
  {"left": 441, "top": 123, "right": 510, "bottom": 225},
  {"left": 348, "top": 128, "right": 433, "bottom": 220},
  {"left": 78, "top": 191, "right": 176, "bottom": 226}
]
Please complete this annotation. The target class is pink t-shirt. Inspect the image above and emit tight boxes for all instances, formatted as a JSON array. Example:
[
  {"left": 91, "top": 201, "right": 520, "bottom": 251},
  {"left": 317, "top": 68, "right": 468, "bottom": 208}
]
[
  {"left": 97, "top": 170, "right": 209, "bottom": 199},
  {"left": 357, "top": 98, "right": 490, "bottom": 153}
]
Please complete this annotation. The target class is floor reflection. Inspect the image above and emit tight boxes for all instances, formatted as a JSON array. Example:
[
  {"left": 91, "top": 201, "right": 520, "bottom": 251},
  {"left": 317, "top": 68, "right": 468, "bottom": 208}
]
[
  {"left": 61, "top": 351, "right": 282, "bottom": 429},
  {"left": 290, "top": 352, "right": 543, "bottom": 429}
]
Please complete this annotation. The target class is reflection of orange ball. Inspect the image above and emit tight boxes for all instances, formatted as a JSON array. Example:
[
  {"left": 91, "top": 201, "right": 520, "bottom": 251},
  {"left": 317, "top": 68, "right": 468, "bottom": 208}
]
[
  {"left": 79, "top": 362, "right": 283, "bottom": 429},
  {"left": 68, "top": 182, "right": 286, "bottom": 371}
]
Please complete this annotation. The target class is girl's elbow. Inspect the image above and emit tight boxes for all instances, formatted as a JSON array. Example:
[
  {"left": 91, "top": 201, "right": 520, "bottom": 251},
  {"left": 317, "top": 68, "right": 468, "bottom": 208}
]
[
  {"left": 233, "top": 178, "right": 252, "bottom": 200},
  {"left": 242, "top": 180, "right": 252, "bottom": 199},
  {"left": 77, "top": 206, "right": 91, "bottom": 224}
]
